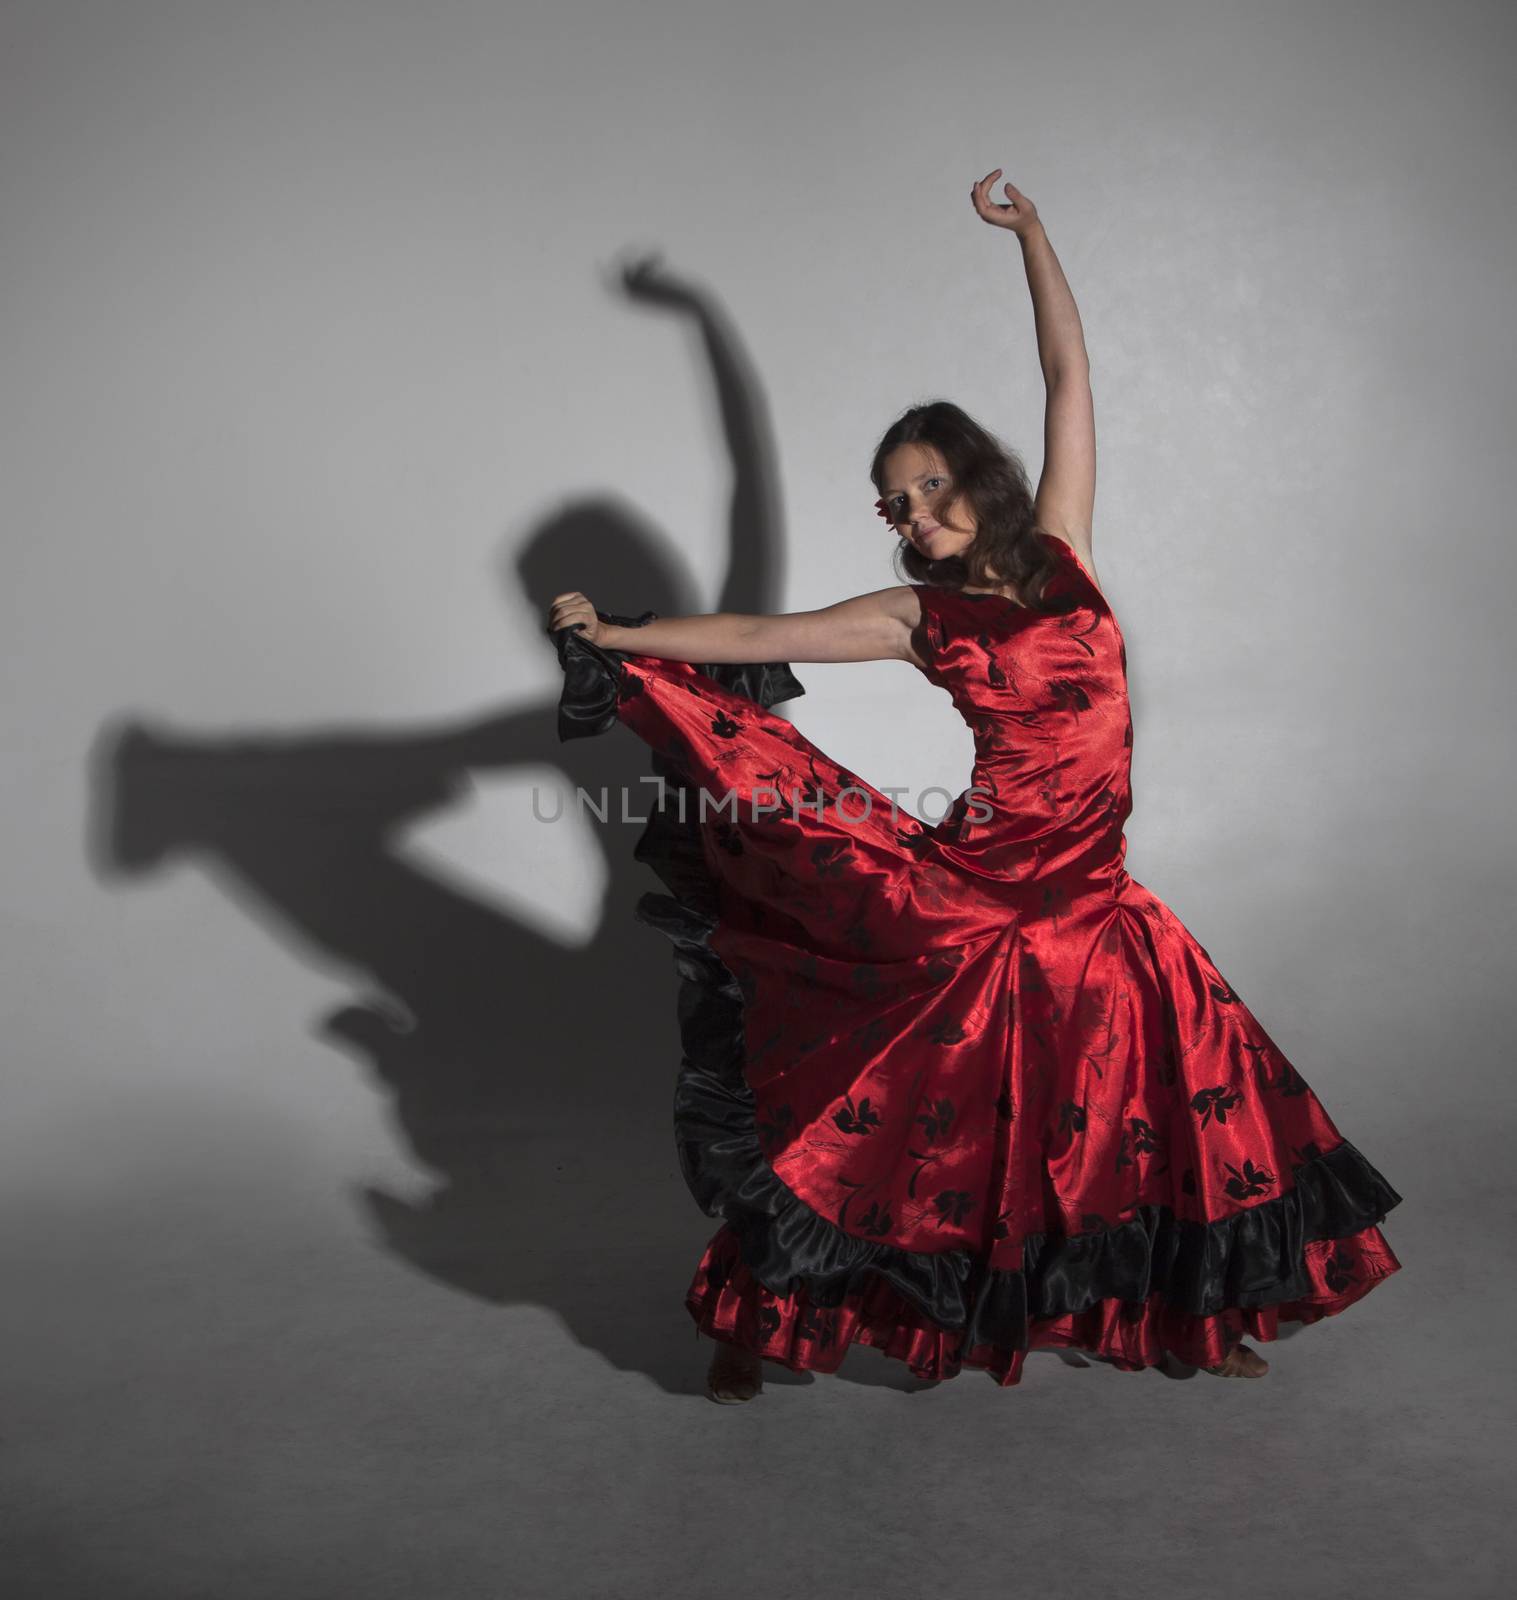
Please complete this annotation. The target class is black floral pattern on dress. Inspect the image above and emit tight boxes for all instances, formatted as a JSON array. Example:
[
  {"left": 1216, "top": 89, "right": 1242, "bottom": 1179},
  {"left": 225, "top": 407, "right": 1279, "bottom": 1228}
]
[
  {"left": 924, "top": 948, "right": 967, "bottom": 984},
  {"left": 849, "top": 1014, "right": 892, "bottom": 1052},
  {"left": 1262, "top": 1047, "right": 1310, "bottom": 1097},
  {"left": 1157, "top": 999, "right": 1182, "bottom": 1087},
  {"left": 974, "top": 632, "right": 1010, "bottom": 689},
  {"left": 1047, "top": 678, "right": 1092, "bottom": 713},
  {"left": 1115, "top": 1117, "right": 1164, "bottom": 1174},
  {"left": 1130, "top": 1116, "right": 1161, "bottom": 1153},
  {"left": 970, "top": 719, "right": 1019, "bottom": 758},
  {"left": 851, "top": 964, "right": 884, "bottom": 1001},
  {"left": 1222, "top": 1157, "right": 1276, "bottom": 1200},
  {"left": 1056, "top": 608, "right": 1103, "bottom": 657},
  {"left": 797, "top": 1304, "right": 839, "bottom": 1348},
  {"left": 1039, "top": 882, "right": 1071, "bottom": 922},
  {"left": 836, "top": 1177, "right": 894, "bottom": 1236},
  {"left": 1323, "top": 1247, "right": 1357, "bottom": 1293},
  {"left": 834, "top": 1094, "right": 882, "bottom": 1135},
  {"left": 1273, "top": 1062, "right": 1312, "bottom": 1100},
  {"left": 1057, "top": 1100, "right": 1087, "bottom": 1134},
  {"left": 933, "top": 1190, "right": 975, "bottom": 1228},
  {"left": 811, "top": 840, "right": 850, "bottom": 878},
  {"left": 844, "top": 921, "right": 874, "bottom": 956},
  {"left": 922, "top": 1017, "right": 968, "bottom": 1046},
  {"left": 856, "top": 1200, "right": 894, "bottom": 1237},
  {"left": 916, "top": 1097, "right": 956, "bottom": 1140},
  {"left": 905, "top": 1149, "right": 944, "bottom": 1198},
  {"left": 796, "top": 777, "right": 828, "bottom": 810},
  {"left": 1191, "top": 1085, "right": 1245, "bottom": 1127}
]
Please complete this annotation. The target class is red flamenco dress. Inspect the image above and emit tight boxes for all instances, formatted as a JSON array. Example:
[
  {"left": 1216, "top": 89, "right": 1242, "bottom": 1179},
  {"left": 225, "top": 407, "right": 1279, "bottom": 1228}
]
[{"left": 551, "top": 531, "right": 1403, "bottom": 1383}]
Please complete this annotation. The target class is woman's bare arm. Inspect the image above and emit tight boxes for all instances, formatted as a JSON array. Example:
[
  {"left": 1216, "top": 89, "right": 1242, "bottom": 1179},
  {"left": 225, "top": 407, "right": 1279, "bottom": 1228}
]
[
  {"left": 1024, "top": 223, "right": 1096, "bottom": 551},
  {"left": 971, "top": 170, "right": 1097, "bottom": 558},
  {"left": 547, "top": 585, "right": 924, "bottom": 666}
]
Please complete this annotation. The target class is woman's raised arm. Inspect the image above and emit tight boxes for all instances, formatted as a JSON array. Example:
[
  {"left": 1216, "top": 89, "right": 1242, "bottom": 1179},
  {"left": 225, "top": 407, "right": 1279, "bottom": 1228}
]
[
  {"left": 547, "top": 585, "right": 922, "bottom": 666},
  {"left": 971, "top": 170, "right": 1097, "bottom": 554}
]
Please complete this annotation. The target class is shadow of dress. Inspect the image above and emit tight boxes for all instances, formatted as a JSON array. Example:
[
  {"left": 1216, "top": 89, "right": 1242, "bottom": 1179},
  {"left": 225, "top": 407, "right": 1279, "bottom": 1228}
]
[{"left": 550, "top": 531, "right": 1402, "bottom": 1384}]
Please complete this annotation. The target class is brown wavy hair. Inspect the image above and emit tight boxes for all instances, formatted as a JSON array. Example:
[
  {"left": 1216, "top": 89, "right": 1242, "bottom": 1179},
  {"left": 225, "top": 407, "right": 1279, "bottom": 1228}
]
[{"left": 869, "top": 399, "right": 1062, "bottom": 611}]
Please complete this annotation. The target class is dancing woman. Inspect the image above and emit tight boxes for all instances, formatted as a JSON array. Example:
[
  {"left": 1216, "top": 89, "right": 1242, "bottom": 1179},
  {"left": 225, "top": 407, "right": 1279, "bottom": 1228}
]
[{"left": 546, "top": 169, "right": 1402, "bottom": 1402}]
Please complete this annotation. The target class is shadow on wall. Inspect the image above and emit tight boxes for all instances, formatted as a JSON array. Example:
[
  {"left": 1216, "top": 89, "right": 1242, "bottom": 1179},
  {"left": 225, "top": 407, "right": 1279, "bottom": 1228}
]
[{"left": 83, "top": 254, "right": 795, "bottom": 1396}]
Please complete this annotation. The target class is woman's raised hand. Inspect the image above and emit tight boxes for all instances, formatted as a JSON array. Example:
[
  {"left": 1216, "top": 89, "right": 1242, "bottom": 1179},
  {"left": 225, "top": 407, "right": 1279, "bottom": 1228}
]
[
  {"left": 546, "top": 591, "right": 603, "bottom": 645},
  {"left": 971, "top": 169, "right": 1040, "bottom": 237}
]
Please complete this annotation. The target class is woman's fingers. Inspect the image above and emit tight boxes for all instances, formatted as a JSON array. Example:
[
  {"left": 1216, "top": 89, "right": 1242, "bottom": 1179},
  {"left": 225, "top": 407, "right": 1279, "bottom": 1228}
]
[
  {"left": 970, "top": 168, "right": 1012, "bottom": 222},
  {"left": 970, "top": 168, "right": 1036, "bottom": 231},
  {"left": 546, "top": 592, "right": 596, "bottom": 637}
]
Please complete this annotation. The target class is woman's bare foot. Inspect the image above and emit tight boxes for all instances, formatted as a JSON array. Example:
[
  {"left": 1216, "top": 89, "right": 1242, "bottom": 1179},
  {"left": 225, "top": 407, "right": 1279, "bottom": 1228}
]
[
  {"left": 1202, "top": 1340, "right": 1269, "bottom": 1378},
  {"left": 705, "top": 1339, "right": 763, "bottom": 1403}
]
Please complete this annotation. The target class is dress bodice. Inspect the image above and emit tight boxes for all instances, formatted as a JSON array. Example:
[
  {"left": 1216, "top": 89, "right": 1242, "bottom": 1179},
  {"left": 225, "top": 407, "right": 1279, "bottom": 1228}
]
[{"left": 908, "top": 532, "right": 1134, "bottom": 888}]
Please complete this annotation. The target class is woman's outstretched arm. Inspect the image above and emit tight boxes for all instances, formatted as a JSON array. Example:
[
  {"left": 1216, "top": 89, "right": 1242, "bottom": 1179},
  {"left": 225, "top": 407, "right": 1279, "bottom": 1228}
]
[
  {"left": 971, "top": 170, "right": 1097, "bottom": 556},
  {"left": 546, "top": 585, "right": 923, "bottom": 666}
]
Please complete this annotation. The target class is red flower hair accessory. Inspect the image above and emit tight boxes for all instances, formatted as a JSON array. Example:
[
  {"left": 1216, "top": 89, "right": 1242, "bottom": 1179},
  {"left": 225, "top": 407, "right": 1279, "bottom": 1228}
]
[{"left": 873, "top": 497, "right": 894, "bottom": 523}]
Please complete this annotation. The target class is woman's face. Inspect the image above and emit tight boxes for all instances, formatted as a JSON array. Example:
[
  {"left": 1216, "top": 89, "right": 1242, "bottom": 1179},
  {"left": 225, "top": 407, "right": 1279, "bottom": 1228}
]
[{"left": 877, "top": 443, "right": 977, "bottom": 564}]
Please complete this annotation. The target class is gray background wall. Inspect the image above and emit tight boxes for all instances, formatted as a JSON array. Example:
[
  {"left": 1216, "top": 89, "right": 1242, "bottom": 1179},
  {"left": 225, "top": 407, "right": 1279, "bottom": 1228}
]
[{"left": 3, "top": 2, "right": 1512, "bottom": 1596}]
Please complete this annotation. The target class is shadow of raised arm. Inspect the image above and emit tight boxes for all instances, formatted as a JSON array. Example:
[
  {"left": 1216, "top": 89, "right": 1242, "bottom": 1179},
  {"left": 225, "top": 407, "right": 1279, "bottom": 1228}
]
[{"left": 617, "top": 251, "right": 785, "bottom": 620}]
